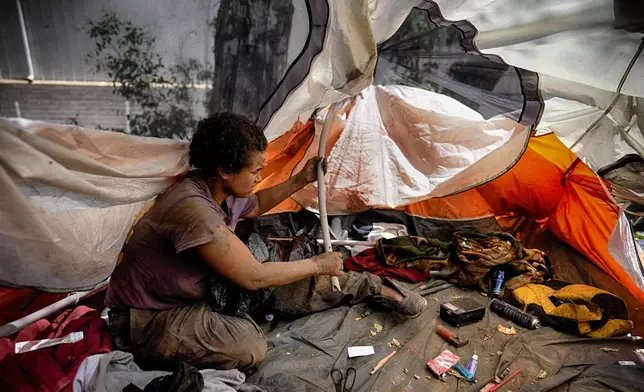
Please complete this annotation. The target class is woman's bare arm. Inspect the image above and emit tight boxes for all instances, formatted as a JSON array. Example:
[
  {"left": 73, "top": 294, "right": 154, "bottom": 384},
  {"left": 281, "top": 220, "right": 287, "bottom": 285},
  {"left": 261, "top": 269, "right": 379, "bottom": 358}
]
[{"left": 195, "top": 226, "right": 343, "bottom": 290}]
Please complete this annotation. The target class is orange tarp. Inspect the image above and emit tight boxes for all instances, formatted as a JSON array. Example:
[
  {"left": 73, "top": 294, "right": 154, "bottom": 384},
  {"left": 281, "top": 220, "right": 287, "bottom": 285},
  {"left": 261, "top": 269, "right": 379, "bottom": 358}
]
[{"left": 481, "top": 134, "right": 643, "bottom": 305}]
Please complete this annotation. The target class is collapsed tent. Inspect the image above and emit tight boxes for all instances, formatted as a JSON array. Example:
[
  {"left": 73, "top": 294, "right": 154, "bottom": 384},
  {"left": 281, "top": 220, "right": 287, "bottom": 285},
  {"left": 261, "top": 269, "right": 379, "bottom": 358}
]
[{"left": 2, "top": 0, "right": 644, "bottom": 390}]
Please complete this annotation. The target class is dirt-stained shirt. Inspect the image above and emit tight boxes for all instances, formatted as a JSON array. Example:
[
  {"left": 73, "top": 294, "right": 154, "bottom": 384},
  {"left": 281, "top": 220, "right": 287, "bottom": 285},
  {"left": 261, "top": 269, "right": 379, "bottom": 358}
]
[{"left": 105, "top": 173, "right": 257, "bottom": 310}]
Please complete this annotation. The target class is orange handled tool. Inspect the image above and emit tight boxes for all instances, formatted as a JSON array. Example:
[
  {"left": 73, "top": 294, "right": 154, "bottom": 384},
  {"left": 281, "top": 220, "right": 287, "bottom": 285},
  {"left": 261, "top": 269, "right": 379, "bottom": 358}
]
[{"left": 436, "top": 325, "right": 468, "bottom": 348}]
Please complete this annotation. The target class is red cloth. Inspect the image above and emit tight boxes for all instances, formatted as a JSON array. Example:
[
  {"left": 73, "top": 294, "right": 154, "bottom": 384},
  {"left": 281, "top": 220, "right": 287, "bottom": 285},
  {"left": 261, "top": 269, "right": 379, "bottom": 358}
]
[
  {"left": 0, "top": 306, "right": 112, "bottom": 392},
  {"left": 345, "top": 248, "right": 432, "bottom": 283}
]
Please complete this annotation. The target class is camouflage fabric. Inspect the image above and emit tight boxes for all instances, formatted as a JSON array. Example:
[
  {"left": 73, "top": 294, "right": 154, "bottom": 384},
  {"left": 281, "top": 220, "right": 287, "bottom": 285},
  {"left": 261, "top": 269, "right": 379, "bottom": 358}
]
[
  {"left": 454, "top": 231, "right": 548, "bottom": 289},
  {"left": 376, "top": 236, "right": 451, "bottom": 272}
]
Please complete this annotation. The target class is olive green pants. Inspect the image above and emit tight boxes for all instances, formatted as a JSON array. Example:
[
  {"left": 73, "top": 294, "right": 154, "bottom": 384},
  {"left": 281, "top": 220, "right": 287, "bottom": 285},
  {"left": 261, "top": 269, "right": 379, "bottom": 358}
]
[{"left": 112, "top": 271, "right": 382, "bottom": 370}]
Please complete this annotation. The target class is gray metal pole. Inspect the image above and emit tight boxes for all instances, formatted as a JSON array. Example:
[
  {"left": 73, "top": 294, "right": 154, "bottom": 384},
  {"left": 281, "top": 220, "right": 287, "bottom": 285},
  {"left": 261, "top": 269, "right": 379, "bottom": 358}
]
[{"left": 317, "top": 102, "right": 341, "bottom": 291}]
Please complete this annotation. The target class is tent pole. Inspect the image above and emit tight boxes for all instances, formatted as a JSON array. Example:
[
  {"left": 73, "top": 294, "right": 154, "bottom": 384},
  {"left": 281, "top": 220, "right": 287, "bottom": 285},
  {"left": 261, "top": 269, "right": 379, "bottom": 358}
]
[
  {"left": 0, "top": 278, "right": 110, "bottom": 337},
  {"left": 16, "top": 0, "right": 34, "bottom": 82},
  {"left": 317, "top": 102, "right": 341, "bottom": 292}
]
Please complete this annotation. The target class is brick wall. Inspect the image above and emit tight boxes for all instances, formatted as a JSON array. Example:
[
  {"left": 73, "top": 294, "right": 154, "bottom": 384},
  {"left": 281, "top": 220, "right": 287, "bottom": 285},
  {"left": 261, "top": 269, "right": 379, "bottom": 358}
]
[{"left": 0, "top": 84, "right": 130, "bottom": 130}]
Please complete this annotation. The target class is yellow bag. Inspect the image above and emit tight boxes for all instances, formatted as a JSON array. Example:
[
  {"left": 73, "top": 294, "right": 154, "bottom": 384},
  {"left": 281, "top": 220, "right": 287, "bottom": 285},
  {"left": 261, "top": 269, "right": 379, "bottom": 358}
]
[{"left": 512, "top": 282, "right": 633, "bottom": 338}]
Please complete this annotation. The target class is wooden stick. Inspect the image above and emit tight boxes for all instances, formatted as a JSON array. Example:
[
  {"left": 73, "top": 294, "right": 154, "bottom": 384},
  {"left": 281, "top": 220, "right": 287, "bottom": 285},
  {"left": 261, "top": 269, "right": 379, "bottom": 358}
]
[{"left": 370, "top": 350, "right": 397, "bottom": 375}]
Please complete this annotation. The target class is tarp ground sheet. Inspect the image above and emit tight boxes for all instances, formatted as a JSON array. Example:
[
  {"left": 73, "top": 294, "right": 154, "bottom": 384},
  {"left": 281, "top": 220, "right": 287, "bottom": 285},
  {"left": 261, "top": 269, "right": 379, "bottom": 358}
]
[
  {"left": 247, "top": 285, "right": 644, "bottom": 392},
  {"left": 237, "top": 211, "right": 644, "bottom": 391}
]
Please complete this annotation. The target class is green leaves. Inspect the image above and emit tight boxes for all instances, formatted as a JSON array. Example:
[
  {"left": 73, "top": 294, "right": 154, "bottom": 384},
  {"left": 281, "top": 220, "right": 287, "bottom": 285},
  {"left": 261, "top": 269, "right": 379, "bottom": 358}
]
[{"left": 85, "top": 11, "right": 212, "bottom": 138}]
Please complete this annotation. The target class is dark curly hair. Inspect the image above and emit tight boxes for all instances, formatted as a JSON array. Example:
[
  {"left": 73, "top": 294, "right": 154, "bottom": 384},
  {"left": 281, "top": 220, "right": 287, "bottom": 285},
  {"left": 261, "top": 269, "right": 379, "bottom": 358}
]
[{"left": 189, "top": 113, "right": 267, "bottom": 176}]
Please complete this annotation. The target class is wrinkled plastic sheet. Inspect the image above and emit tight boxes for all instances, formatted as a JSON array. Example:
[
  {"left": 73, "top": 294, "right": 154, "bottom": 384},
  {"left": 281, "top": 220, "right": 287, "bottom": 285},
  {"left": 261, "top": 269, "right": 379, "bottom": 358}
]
[
  {"left": 247, "top": 286, "right": 644, "bottom": 392},
  {"left": 241, "top": 210, "right": 644, "bottom": 391}
]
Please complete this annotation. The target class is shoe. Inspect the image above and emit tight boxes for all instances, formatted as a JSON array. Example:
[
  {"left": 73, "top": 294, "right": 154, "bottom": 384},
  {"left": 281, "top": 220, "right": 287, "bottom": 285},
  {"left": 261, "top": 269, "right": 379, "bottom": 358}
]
[{"left": 372, "top": 277, "right": 427, "bottom": 318}]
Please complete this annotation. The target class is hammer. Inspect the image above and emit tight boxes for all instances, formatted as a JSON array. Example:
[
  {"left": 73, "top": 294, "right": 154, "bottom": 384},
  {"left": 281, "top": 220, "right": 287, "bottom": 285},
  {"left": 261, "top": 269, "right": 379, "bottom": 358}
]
[{"left": 436, "top": 325, "right": 468, "bottom": 348}]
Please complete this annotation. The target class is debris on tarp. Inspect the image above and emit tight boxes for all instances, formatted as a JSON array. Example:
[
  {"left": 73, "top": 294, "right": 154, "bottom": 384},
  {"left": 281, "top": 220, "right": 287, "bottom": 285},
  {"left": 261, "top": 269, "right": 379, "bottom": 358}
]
[
  {"left": 389, "top": 338, "right": 402, "bottom": 348},
  {"left": 356, "top": 311, "right": 371, "bottom": 321},
  {"left": 635, "top": 349, "right": 644, "bottom": 363},
  {"left": 414, "top": 374, "right": 420, "bottom": 380},
  {"left": 436, "top": 325, "right": 468, "bottom": 347},
  {"left": 536, "top": 370, "right": 547, "bottom": 379},
  {"left": 370, "top": 321, "right": 383, "bottom": 336},
  {"left": 482, "top": 333, "right": 493, "bottom": 341},
  {"left": 348, "top": 346, "right": 375, "bottom": 358},
  {"left": 601, "top": 347, "right": 620, "bottom": 352},
  {"left": 403, "top": 368, "right": 408, "bottom": 374},
  {"left": 14, "top": 331, "right": 84, "bottom": 354},
  {"left": 370, "top": 350, "right": 397, "bottom": 375},
  {"left": 448, "top": 369, "right": 465, "bottom": 379},
  {"left": 427, "top": 350, "right": 460, "bottom": 378},
  {"left": 498, "top": 324, "right": 518, "bottom": 335}
]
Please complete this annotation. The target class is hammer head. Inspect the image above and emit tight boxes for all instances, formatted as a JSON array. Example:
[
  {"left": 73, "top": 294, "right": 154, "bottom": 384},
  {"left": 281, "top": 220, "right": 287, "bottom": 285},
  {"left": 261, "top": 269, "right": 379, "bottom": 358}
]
[
  {"left": 436, "top": 325, "right": 469, "bottom": 348},
  {"left": 450, "top": 336, "right": 468, "bottom": 348}
]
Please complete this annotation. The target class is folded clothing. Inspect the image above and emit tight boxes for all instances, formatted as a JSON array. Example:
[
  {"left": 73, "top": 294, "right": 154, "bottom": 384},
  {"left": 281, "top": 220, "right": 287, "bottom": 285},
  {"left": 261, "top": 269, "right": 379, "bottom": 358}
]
[
  {"left": 345, "top": 248, "right": 432, "bottom": 283},
  {"left": 376, "top": 236, "right": 451, "bottom": 271}
]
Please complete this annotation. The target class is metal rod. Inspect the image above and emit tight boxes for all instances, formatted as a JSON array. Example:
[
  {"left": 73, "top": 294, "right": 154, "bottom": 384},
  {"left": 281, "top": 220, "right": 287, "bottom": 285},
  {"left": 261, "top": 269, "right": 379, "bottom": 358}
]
[
  {"left": 316, "top": 239, "right": 375, "bottom": 247},
  {"left": 125, "top": 100, "right": 131, "bottom": 134},
  {"left": 317, "top": 102, "right": 341, "bottom": 291},
  {"left": 16, "top": 0, "right": 35, "bottom": 81},
  {"left": 14, "top": 101, "right": 21, "bottom": 117},
  {"left": 267, "top": 238, "right": 376, "bottom": 247},
  {"left": 569, "top": 38, "right": 644, "bottom": 150},
  {"left": 416, "top": 283, "right": 453, "bottom": 296},
  {"left": 0, "top": 278, "right": 110, "bottom": 337},
  {"left": 619, "top": 116, "right": 644, "bottom": 157}
]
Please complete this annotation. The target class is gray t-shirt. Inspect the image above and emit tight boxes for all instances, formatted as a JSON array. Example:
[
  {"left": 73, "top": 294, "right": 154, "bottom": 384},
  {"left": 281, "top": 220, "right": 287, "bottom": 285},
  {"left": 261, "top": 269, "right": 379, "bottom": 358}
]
[{"left": 105, "top": 173, "right": 258, "bottom": 310}]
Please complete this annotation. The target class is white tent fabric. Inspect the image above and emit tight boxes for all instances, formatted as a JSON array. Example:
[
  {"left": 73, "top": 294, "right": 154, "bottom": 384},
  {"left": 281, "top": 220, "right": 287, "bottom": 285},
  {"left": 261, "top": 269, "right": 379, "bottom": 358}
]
[
  {"left": 290, "top": 85, "right": 527, "bottom": 212},
  {"left": 434, "top": 0, "right": 644, "bottom": 97},
  {"left": 261, "top": 0, "right": 416, "bottom": 141},
  {"left": 263, "top": 0, "right": 644, "bottom": 142},
  {"left": 262, "top": 0, "right": 644, "bottom": 205},
  {"left": 608, "top": 212, "right": 644, "bottom": 293},
  {"left": 0, "top": 119, "right": 188, "bottom": 291}
]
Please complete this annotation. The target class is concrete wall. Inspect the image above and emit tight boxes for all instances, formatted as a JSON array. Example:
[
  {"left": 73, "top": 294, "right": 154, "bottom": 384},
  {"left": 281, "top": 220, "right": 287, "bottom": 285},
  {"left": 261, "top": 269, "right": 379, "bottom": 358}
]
[{"left": 0, "top": 84, "right": 129, "bottom": 130}]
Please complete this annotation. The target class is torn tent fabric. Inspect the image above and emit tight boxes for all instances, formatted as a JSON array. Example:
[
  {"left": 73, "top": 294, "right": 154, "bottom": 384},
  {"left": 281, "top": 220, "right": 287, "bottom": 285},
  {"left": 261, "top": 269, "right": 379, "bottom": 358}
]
[{"left": 512, "top": 282, "right": 634, "bottom": 338}]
